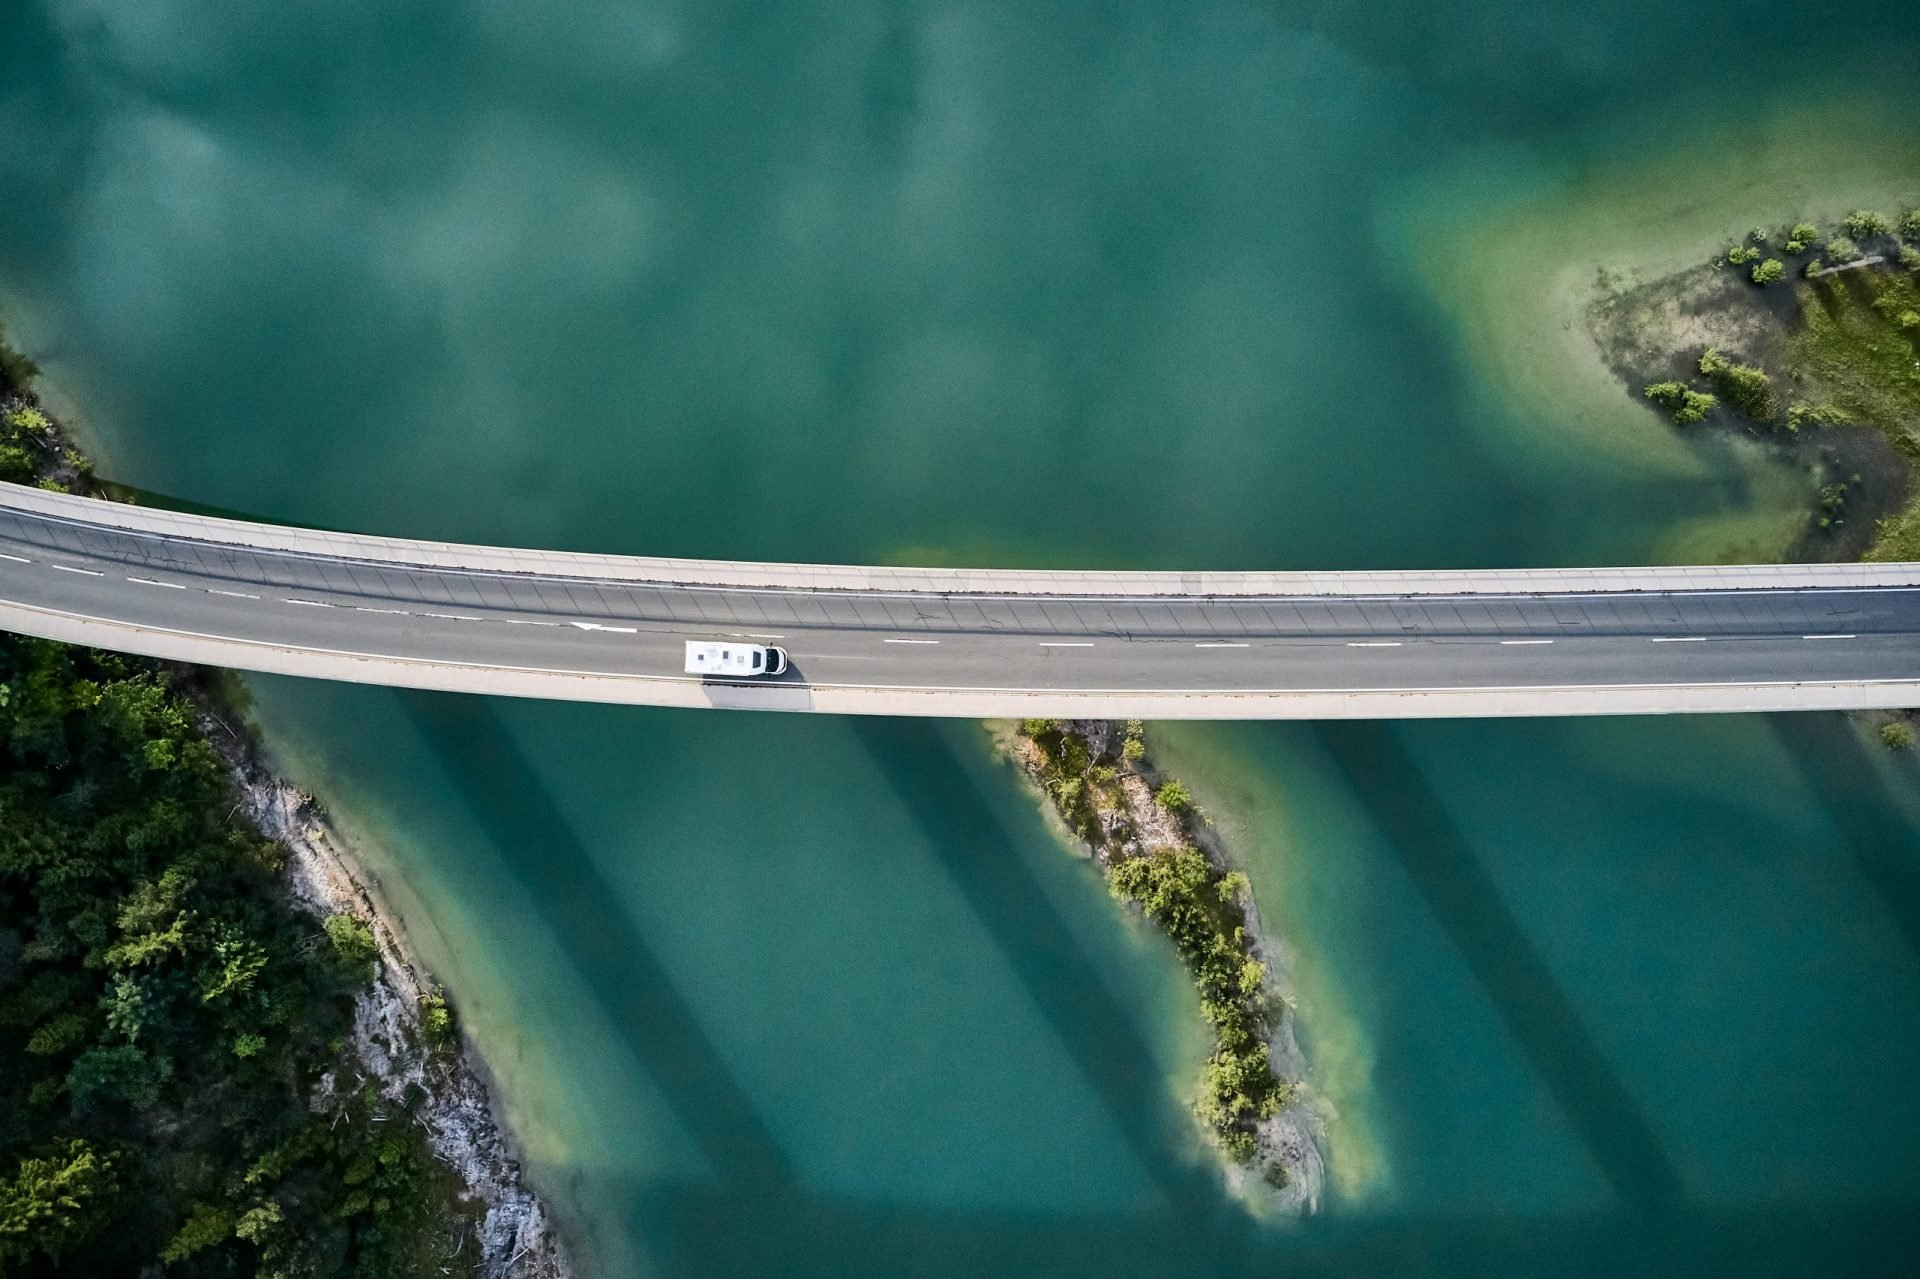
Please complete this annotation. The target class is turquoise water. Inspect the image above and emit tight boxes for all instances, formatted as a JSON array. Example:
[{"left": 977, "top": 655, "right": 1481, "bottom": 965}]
[{"left": 3, "top": 0, "right": 1920, "bottom": 1273}]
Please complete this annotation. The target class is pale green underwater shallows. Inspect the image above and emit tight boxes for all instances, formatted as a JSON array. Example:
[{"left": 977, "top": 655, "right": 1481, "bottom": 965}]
[{"left": 3, "top": 0, "right": 1920, "bottom": 1273}]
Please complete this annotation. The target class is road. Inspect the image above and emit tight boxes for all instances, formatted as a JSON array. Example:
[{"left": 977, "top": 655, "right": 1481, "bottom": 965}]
[{"left": 0, "top": 484, "right": 1916, "bottom": 718}]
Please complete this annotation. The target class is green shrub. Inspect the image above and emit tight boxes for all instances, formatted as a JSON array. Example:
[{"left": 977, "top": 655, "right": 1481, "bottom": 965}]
[
  {"left": 1843, "top": 210, "right": 1892, "bottom": 239},
  {"left": 1825, "top": 236, "right": 1861, "bottom": 264},
  {"left": 1805, "top": 258, "right": 1824, "bottom": 277},
  {"left": 1154, "top": 780, "right": 1193, "bottom": 812},
  {"left": 1121, "top": 736, "right": 1145, "bottom": 762},
  {"left": 1644, "top": 380, "right": 1715, "bottom": 425},
  {"left": 1019, "top": 718, "right": 1060, "bottom": 738},
  {"left": 1897, "top": 310, "right": 1920, "bottom": 332},
  {"left": 1901, "top": 245, "right": 1920, "bottom": 272},
  {"left": 1901, "top": 209, "right": 1920, "bottom": 241},
  {"left": 1783, "top": 222, "right": 1819, "bottom": 254},
  {"left": 3, "top": 405, "right": 49, "bottom": 437},
  {"left": 421, "top": 989, "right": 456, "bottom": 1044},
  {"left": 323, "top": 913, "right": 380, "bottom": 981},
  {"left": 1882, "top": 721, "right": 1916, "bottom": 750},
  {"left": 1725, "top": 244, "right": 1759, "bottom": 266},
  {"left": 1751, "top": 258, "right": 1785, "bottom": 286},
  {"left": 0, "top": 443, "right": 33, "bottom": 482},
  {"left": 160, "top": 1203, "right": 234, "bottom": 1263},
  {"left": 1698, "top": 348, "right": 1777, "bottom": 420}
]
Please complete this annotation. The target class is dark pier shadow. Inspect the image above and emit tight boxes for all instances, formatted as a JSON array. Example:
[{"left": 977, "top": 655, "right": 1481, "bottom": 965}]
[
  {"left": 1767, "top": 712, "right": 1920, "bottom": 963},
  {"left": 850, "top": 717, "right": 1228, "bottom": 1225},
  {"left": 390, "top": 695, "right": 1920, "bottom": 1278},
  {"left": 398, "top": 690, "right": 798, "bottom": 1195},
  {"left": 1313, "top": 721, "right": 1684, "bottom": 1214}
]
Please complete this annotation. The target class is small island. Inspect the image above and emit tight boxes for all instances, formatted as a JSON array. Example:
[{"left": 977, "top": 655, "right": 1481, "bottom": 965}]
[{"left": 1587, "top": 202, "right": 1920, "bottom": 742}]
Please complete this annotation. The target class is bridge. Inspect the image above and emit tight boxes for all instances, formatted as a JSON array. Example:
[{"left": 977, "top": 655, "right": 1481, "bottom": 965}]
[{"left": 0, "top": 483, "right": 1915, "bottom": 719}]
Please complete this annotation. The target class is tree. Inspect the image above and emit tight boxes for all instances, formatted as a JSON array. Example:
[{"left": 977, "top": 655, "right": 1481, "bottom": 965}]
[
  {"left": 1825, "top": 235, "right": 1861, "bottom": 264},
  {"left": 1751, "top": 258, "right": 1785, "bottom": 286},
  {"left": 1154, "top": 780, "right": 1193, "bottom": 812},
  {"left": 0, "top": 1140, "right": 120, "bottom": 1269},
  {"left": 1842, "top": 210, "right": 1892, "bottom": 239},
  {"left": 1783, "top": 222, "right": 1819, "bottom": 254}
]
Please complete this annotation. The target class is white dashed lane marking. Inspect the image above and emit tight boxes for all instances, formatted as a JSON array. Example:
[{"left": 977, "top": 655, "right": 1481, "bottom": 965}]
[
  {"left": 283, "top": 599, "right": 334, "bottom": 608},
  {"left": 0, "top": 553, "right": 29, "bottom": 563},
  {"left": 1500, "top": 639, "right": 1553, "bottom": 646},
  {"left": 1347, "top": 641, "right": 1401, "bottom": 648},
  {"left": 1803, "top": 633, "right": 1856, "bottom": 640},
  {"left": 884, "top": 638, "right": 940, "bottom": 644},
  {"left": 209, "top": 589, "right": 261, "bottom": 600},
  {"left": 1039, "top": 642, "right": 1094, "bottom": 648},
  {"left": 570, "top": 621, "right": 637, "bottom": 633},
  {"left": 52, "top": 565, "right": 103, "bottom": 576},
  {"left": 127, "top": 577, "right": 184, "bottom": 589},
  {"left": 1650, "top": 637, "right": 1706, "bottom": 643},
  {"left": 1195, "top": 642, "right": 1249, "bottom": 648}
]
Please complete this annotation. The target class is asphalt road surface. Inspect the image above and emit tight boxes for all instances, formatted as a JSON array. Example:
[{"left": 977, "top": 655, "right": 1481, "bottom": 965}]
[{"left": 0, "top": 485, "right": 1916, "bottom": 719}]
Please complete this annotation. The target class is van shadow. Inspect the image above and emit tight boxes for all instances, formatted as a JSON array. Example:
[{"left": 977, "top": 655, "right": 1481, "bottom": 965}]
[
  {"left": 1311, "top": 721, "right": 1684, "bottom": 1214},
  {"left": 697, "top": 667, "right": 815, "bottom": 712}
]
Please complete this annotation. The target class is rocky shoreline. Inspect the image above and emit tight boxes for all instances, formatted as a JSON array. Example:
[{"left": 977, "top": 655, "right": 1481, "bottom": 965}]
[
  {"left": 996, "top": 718, "right": 1327, "bottom": 1213},
  {"left": 215, "top": 727, "right": 574, "bottom": 1278}
]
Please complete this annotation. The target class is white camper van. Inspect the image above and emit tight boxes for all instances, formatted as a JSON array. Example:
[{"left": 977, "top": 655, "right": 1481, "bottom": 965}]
[{"left": 683, "top": 641, "right": 789, "bottom": 678}]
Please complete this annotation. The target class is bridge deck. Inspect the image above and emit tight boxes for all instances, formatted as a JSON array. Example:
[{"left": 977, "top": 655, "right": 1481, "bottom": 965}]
[{"left": 0, "top": 485, "right": 1916, "bottom": 718}]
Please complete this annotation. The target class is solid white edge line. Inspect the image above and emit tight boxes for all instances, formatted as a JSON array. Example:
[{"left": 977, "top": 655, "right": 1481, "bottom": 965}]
[{"left": 17, "top": 500, "right": 1920, "bottom": 607}]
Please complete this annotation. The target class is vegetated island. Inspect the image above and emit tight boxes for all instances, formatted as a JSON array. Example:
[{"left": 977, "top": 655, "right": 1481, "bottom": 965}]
[
  {"left": 1586, "top": 203, "right": 1920, "bottom": 746},
  {"left": 1000, "top": 718, "right": 1325, "bottom": 1211},
  {"left": 0, "top": 317, "right": 569, "bottom": 1278}
]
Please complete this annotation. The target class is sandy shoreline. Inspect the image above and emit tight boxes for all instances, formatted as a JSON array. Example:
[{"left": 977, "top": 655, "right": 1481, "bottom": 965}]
[{"left": 203, "top": 707, "right": 573, "bottom": 1279}]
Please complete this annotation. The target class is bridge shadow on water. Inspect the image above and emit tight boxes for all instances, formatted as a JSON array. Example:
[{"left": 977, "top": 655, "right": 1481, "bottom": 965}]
[
  {"left": 1766, "top": 712, "right": 1920, "bottom": 962},
  {"left": 398, "top": 694, "right": 1920, "bottom": 1277},
  {"left": 1312, "top": 721, "right": 1684, "bottom": 1215}
]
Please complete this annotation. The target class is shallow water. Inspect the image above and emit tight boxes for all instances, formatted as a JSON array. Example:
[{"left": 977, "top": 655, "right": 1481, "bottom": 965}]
[{"left": 2, "top": 0, "right": 1919, "bottom": 1273}]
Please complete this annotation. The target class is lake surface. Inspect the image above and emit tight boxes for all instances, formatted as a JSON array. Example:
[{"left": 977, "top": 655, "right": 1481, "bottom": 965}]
[{"left": 2, "top": 0, "right": 1919, "bottom": 1273}]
